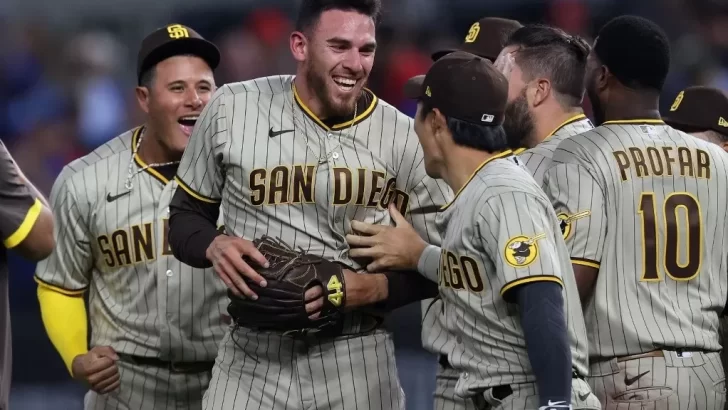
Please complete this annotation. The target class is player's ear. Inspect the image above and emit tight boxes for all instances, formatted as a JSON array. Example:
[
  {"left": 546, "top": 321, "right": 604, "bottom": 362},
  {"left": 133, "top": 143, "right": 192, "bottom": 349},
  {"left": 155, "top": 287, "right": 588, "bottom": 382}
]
[
  {"left": 721, "top": 141, "right": 728, "bottom": 154},
  {"left": 290, "top": 31, "right": 308, "bottom": 63},
  {"left": 135, "top": 86, "right": 151, "bottom": 115},
  {"left": 530, "top": 78, "right": 551, "bottom": 107},
  {"left": 594, "top": 65, "right": 609, "bottom": 92}
]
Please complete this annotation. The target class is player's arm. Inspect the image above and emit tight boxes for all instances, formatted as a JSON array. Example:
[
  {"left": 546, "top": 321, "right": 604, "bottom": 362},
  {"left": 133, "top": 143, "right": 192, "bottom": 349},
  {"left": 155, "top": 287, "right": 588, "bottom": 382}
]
[
  {"left": 480, "top": 193, "right": 572, "bottom": 408},
  {"left": 0, "top": 140, "right": 55, "bottom": 260},
  {"left": 33, "top": 172, "right": 94, "bottom": 376},
  {"left": 169, "top": 86, "right": 268, "bottom": 298},
  {"left": 542, "top": 143, "right": 606, "bottom": 307}
]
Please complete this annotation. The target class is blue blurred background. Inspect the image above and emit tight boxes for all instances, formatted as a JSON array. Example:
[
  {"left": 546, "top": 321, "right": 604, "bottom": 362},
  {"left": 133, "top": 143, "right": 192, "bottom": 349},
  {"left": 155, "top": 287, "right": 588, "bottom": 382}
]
[{"left": 3, "top": 0, "right": 728, "bottom": 408}]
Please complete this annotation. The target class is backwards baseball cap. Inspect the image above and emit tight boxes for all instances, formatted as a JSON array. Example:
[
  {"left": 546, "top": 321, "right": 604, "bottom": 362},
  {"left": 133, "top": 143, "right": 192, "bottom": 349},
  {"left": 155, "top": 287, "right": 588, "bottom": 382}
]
[
  {"left": 137, "top": 24, "right": 220, "bottom": 85},
  {"left": 663, "top": 86, "right": 728, "bottom": 135},
  {"left": 403, "top": 51, "right": 508, "bottom": 126},
  {"left": 432, "top": 17, "right": 523, "bottom": 62}
]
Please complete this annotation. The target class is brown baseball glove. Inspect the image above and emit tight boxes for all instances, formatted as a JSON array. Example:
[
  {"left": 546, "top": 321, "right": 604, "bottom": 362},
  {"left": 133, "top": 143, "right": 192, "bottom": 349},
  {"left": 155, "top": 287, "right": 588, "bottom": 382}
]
[{"left": 226, "top": 236, "right": 347, "bottom": 335}]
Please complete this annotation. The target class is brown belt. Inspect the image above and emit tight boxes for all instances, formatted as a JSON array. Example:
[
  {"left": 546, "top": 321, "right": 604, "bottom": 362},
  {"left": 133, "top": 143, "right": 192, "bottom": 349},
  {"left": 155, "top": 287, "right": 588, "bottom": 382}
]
[{"left": 616, "top": 350, "right": 664, "bottom": 363}]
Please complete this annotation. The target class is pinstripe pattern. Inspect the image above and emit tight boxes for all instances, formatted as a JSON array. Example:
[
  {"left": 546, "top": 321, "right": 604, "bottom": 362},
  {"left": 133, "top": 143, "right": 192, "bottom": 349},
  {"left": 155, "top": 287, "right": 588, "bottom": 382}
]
[
  {"left": 433, "top": 364, "right": 477, "bottom": 410},
  {"left": 519, "top": 116, "right": 595, "bottom": 185},
  {"left": 176, "top": 75, "right": 450, "bottom": 409},
  {"left": 588, "top": 351, "right": 725, "bottom": 409},
  {"left": 542, "top": 121, "right": 728, "bottom": 360},
  {"left": 84, "top": 359, "right": 212, "bottom": 410},
  {"left": 34, "top": 127, "right": 228, "bottom": 408},
  {"left": 471, "top": 379, "right": 601, "bottom": 409},
  {"left": 434, "top": 153, "right": 589, "bottom": 399}
]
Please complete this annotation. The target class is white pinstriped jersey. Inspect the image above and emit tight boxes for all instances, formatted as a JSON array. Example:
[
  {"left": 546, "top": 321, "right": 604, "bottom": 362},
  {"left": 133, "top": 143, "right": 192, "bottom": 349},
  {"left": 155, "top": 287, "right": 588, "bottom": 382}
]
[
  {"left": 519, "top": 115, "right": 594, "bottom": 185},
  {"left": 543, "top": 120, "right": 728, "bottom": 359},
  {"left": 175, "top": 75, "right": 450, "bottom": 334},
  {"left": 35, "top": 127, "right": 228, "bottom": 361},
  {"left": 436, "top": 152, "right": 589, "bottom": 395}
]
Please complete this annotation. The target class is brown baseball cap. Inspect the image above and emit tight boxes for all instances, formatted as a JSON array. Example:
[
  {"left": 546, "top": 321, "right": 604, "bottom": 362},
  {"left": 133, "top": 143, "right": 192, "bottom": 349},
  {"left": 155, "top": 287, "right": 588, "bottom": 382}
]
[
  {"left": 137, "top": 23, "right": 220, "bottom": 85},
  {"left": 431, "top": 17, "right": 523, "bottom": 62},
  {"left": 663, "top": 86, "right": 728, "bottom": 135},
  {"left": 403, "top": 51, "right": 508, "bottom": 126}
]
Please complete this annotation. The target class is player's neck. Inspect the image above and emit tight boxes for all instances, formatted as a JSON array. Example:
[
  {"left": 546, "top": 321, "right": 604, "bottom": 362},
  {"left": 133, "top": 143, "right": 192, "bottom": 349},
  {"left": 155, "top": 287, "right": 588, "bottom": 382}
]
[
  {"left": 532, "top": 106, "right": 584, "bottom": 147},
  {"left": 137, "top": 126, "right": 180, "bottom": 164},
  {"left": 293, "top": 75, "right": 332, "bottom": 120},
  {"left": 603, "top": 91, "right": 661, "bottom": 123},
  {"left": 441, "top": 147, "right": 503, "bottom": 194}
]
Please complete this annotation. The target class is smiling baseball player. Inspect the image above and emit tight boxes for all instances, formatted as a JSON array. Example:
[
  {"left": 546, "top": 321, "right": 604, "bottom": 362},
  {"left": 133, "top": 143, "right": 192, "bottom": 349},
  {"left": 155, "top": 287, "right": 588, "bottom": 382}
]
[
  {"left": 34, "top": 24, "right": 228, "bottom": 409},
  {"left": 167, "top": 0, "right": 452, "bottom": 409},
  {"left": 348, "top": 51, "right": 600, "bottom": 410}
]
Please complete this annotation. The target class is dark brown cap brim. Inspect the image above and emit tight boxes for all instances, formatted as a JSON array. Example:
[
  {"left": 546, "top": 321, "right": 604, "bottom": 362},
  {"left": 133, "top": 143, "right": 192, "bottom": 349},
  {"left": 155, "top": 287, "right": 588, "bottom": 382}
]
[
  {"left": 403, "top": 75, "right": 425, "bottom": 99},
  {"left": 137, "top": 37, "right": 220, "bottom": 84}
]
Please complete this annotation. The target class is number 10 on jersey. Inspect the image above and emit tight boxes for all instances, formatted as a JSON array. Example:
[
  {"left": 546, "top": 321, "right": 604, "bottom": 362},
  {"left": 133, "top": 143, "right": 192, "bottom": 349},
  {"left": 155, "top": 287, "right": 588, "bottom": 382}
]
[{"left": 638, "top": 192, "right": 702, "bottom": 282}]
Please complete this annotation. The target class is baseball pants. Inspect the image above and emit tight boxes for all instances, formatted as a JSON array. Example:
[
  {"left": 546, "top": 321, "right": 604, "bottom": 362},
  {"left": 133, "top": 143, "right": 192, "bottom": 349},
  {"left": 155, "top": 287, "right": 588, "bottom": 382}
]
[
  {"left": 202, "top": 326, "right": 405, "bottom": 410},
  {"left": 588, "top": 350, "right": 726, "bottom": 409},
  {"left": 83, "top": 356, "right": 212, "bottom": 410},
  {"left": 434, "top": 356, "right": 477, "bottom": 410},
  {"left": 469, "top": 379, "right": 601, "bottom": 410}
]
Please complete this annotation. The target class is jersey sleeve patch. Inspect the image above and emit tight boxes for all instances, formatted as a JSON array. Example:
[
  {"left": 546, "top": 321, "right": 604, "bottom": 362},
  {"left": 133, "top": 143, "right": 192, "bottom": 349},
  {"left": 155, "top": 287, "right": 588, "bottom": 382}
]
[
  {"left": 556, "top": 210, "right": 591, "bottom": 241},
  {"left": 504, "top": 233, "right": 546, "bottom": 268}
]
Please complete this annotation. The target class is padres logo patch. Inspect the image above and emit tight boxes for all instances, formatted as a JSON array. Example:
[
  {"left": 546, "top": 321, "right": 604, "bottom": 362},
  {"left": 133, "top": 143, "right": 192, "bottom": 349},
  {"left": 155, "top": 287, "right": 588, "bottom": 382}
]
[
  {"left": 504, "top": 233, "right": 545, "bottom": 268},
  {"left": 464, "top": 22, "right": 480, "bottom": 43},
  {"left": 557, "top": 210, "right": 591, "bottom": 240}
]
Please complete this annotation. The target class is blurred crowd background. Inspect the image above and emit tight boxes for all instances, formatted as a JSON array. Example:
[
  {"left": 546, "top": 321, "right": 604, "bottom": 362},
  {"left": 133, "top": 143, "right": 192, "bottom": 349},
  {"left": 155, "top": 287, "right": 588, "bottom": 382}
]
[{"left": 3, "top": 0, "right": 728, "bottom": 408}]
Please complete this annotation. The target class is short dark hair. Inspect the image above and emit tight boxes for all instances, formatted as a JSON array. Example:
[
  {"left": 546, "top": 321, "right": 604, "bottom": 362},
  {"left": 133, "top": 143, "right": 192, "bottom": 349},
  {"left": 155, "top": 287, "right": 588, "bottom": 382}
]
[
  {"left": 506, "top": 25, "right": 590, "bottom": 107},
  {"left": 422, "top": 102, "right": 509, "bottom": 153},
  {"left": 295, "top": 0, "right": 382, "bottom": 32},
  {"left": 593, "top": 15, "right": 670, "bottom": 91},
  {"left": 139, "top": 67, "right": 156, "bottom": 89}
]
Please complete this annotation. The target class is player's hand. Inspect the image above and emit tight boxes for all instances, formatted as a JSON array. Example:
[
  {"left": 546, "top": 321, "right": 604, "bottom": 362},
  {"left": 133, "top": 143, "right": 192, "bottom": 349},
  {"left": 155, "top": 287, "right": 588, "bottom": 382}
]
[
  {"left": 71, "top": 346, "right": 121, "bottom": 394},
  {"left": 206, "top": 235, "right": 270, "bottom": 299},
  {"left": 346, "top": 204, "right": 427, "bottom": 271},
  {"left": 493, "top": 49, "right": 516, "bottom": 80}
]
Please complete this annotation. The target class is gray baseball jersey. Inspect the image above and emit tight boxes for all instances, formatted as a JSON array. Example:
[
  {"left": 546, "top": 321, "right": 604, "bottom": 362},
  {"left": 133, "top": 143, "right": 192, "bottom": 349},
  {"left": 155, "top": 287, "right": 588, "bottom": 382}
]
[
  {"left": 0, "top": 140, "right": 45, "bottom": 409},
  {"left": 519, "top": 114, "right": 595, "bottom": 184},
  {"left": 34, "top": 127, "right": 228, "bottom": 408},
  {"left": 433, "top": 151, "right": 589, "bottom": 396},
  {"left": 543, "top": 120, "right": 728, "bottom": 359},
  {"left": 175, "top": 75, "right": 450, "bottom": 410}
]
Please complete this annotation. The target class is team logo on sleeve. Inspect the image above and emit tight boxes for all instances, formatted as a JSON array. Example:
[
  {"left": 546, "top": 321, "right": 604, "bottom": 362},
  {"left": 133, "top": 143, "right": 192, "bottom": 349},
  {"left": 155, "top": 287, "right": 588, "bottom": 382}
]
[
  {"left": 556, "top": 210, "right": 591, "bottom": 240},
  {"left": 504, "top": 233, "right": 546, "bottom": 267}
]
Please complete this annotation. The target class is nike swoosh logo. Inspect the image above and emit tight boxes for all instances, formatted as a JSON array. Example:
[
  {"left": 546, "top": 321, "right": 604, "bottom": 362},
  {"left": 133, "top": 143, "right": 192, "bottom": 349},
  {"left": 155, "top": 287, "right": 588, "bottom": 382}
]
[
  {"left": 268, "top": 128, "right": 294, "bottom": 138},
  {"left": 625, "top": 370, "right": 650, "bottom": 386},
  {"left": 578, "top": 392, "right": 590, "bottom": 401},
  {"left": 107, "top": 191, "right": 131, "bottom": 202}
]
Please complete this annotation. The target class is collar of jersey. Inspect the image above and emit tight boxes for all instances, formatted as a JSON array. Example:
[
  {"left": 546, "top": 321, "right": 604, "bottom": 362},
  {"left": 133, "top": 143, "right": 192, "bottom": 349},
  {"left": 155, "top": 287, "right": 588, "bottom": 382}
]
[
  {"left": 132, "top": 126, "right": 170, "bottom": 185},
  {"left": 511, "top": 114, "right": 587, "bottom": 156},
  {"left": 292, "top": 83, "right": 378, "bottom": 131},
  {"left": 440, "top": 150, "right": 513, "bottom": 211},
  {"left": 601, "top": 119, "right": 664, "bottom": 125}
]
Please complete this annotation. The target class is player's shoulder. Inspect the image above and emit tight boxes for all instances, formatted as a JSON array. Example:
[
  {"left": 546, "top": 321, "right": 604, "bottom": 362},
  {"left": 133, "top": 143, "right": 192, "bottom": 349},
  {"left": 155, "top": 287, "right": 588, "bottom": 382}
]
[
  {"left": 470, "top": 154, "right": 546, "bottom": 202},
  {"left": 222, "top": 75, "right": 295, "bottom": 97},
  {"left": 53, "top": 128, "right": 136, "bottom": 195}
]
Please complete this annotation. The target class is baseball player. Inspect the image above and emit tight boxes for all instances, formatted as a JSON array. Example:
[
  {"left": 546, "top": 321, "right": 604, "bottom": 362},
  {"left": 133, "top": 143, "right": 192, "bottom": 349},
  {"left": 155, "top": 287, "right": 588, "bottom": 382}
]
[
  {"left": 662, "top": 86, "right": 728, "bottom": 410},
  {"left": 663, "top": 86, "right": 728, "bottom": 153},
  {"left": 34, "top": 24, "right": 228, "bottom": 409},
  {"left": 542, "top": 16, "right": 728, "bottom": 409},
  {"left": 348, "top": 51, "right": 601, "bottom": 410},
  {"left": 493, "top": 25, "right": 594, "bottom": 184},
  {"left": 0, "top": 141, "right": 55, "bottom": 410},
  {"left": 167, "top": 0, "right": 451, "bottom": 409},
  {"left": 425, "top": 15, "right": 523, "bottom": 410}
]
